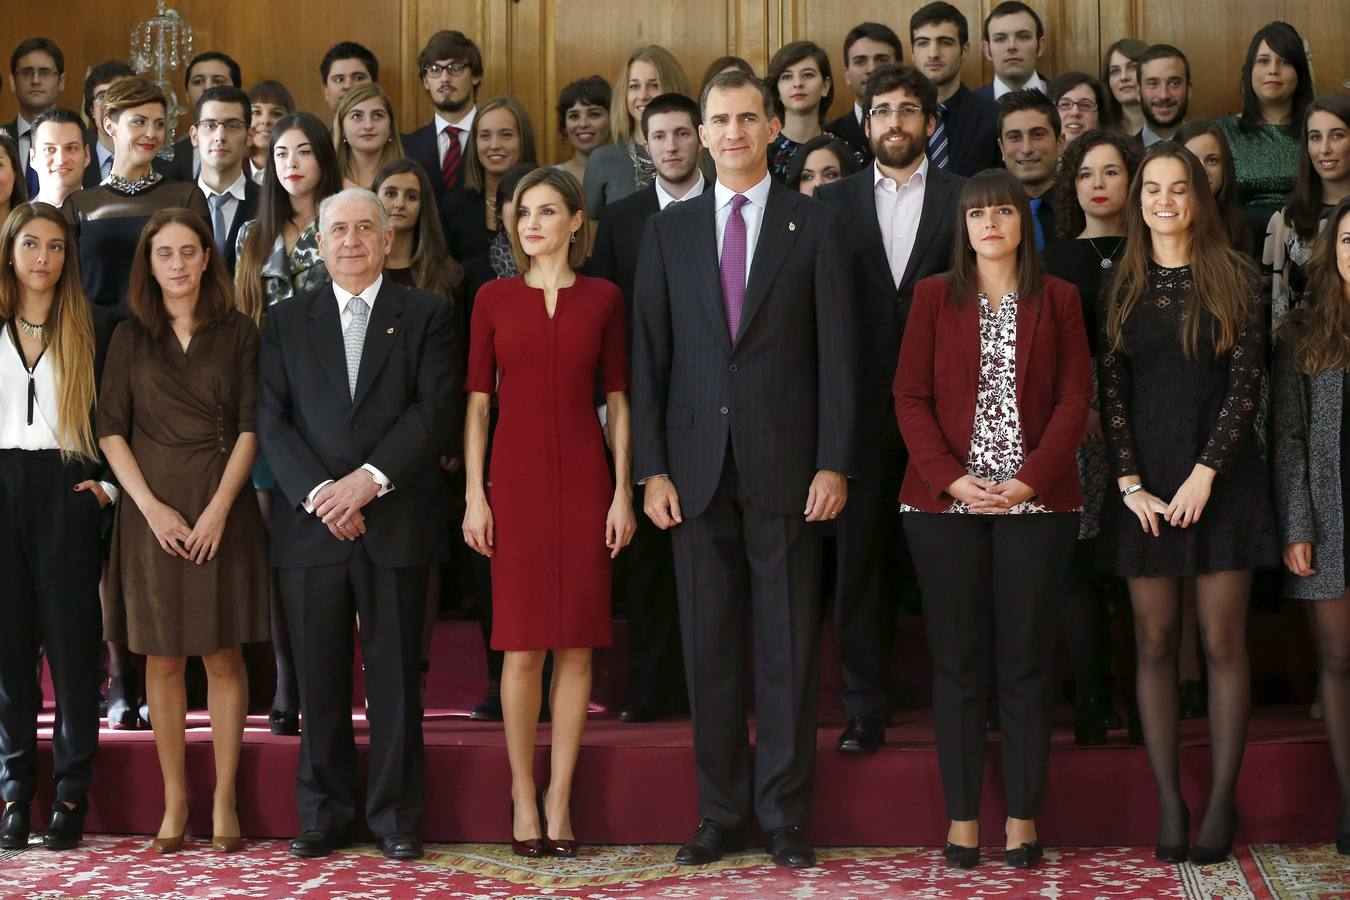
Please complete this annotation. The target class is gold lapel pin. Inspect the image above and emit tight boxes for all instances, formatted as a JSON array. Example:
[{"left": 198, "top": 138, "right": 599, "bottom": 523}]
[
  {"left": 788, "top": 222, "right": 796, "bottom": 231},
  {"left": 386, "top": 327, "right": 395, "bottom": 334}
]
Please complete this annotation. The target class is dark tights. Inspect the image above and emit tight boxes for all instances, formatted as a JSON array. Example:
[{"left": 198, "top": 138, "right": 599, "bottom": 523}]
[
  {"left": 1130, "top": 570, "right": 1251, "bottom": 849},
  {"left": 1309, "top": 589, "right": 1350, "bottom": 837}
]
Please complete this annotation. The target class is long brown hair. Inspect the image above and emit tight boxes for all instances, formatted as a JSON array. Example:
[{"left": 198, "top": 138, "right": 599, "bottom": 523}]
[
  {"left": 1175, "top": 119, "right": 1251, "bottom": 252},
  {"left": 332, "top": 82, "right": 404, "bottom": 187},
  {"left": 1105, "top": 141, "right": 1258, "bottom": 359},
  {"left": 1283, "top": 95, "right": 1350, "bottom": 241},
  {"left": 465, "top": 96, "right": 537, "bottom": 195},
  {"left": 372, "top": 158, "right": 464, "bottom": 300},
  {"left": 946, "top": 169, "right": 1042, "bottom": 308},
  {"left": 1278, "top": 197, "right": 1350, "bottom": 375},
  {"left": 0, "top": 203, "right": 97, "bottom": 460},
  {"left": 128, "top": 208, "right": 237, "bottom": 338}
]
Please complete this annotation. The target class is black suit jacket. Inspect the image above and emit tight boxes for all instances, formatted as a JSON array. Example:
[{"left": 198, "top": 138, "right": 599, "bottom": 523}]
[
  {"left": 206, "top": 178, "right": 260, "bottom": 276},
  {"left": 163, "top": 135, "right": 195, "bottom": 181},
  {"left": 258, "top": 279, "right": 459, "bottom": 569},
  {"left": 939, "top": 84, "right": 1002, "bottom": 178},
  {"left": 825, "top": 109, "right": 872, "bottom": 164},
  {"left": 438, "top": 188, "right": 491, "bottom": 263},
  {"left": 585, "top": 184, "right": 660, "bottom": 313},
  {"left": 632, "top": 179, "right": 856, "bottom": 519},
  {"left": 815, "top": 163, "right": 965, "bottom": 438},
  {"left": 403, "top": 123, "right": 451, "bottom": 208}
]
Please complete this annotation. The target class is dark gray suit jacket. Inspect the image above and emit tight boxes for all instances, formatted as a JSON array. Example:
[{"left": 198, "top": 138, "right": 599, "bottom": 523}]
[{"left": 632, "top": 179, "right": 856, "bottom": 519}]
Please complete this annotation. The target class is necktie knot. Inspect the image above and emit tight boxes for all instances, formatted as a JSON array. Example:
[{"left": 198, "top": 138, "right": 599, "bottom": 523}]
[
  {"left": 346, "top": 295, "right": 368, "bottom": 320},
  {"left": 730, "top": 193, "right": 749, "bottom": 213},
  {"left": 209, "top": 192, "right": 227, "bottom": 210}
]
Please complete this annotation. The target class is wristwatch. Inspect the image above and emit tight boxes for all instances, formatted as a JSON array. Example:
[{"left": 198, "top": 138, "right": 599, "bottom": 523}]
[{"left": 1120, "top": 483, "right": 1144, "bottom": 499}]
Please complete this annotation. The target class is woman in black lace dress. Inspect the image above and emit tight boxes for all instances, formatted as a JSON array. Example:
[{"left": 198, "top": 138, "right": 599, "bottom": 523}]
[{"left": 1101, "top": 142, "right": 1276, "bottom": 865}]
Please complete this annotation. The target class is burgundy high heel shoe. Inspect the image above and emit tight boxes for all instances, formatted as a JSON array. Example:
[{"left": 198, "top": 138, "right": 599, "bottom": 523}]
[
  {"left": 542, "top": 794, "right": 578, "bottom": 858},
  {"left": 510, "top": 793, "right": 546, "bottom": 858}
]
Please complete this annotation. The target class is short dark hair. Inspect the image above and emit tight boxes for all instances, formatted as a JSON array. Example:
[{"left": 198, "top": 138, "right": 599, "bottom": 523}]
[
  {"left": 983, "top": 1, "right": 1043, "bottom": 42},
  {"left": 784, "top": 134, "right": 861, "bottom": 191},
  {"left": 1139, "top": 44, "right": 1190, "bottom": 84},
  {"left": 186, "top": 51, "right": 241, "bottom": 89},
  {"left": 556, "top": 76, "right": 611, "bottom": 135},
  {"left": 701, "top": 56, "right": 755, "bottom": 95},
  {"left": 247, "top": 80, "right": 295, "bottom": 114},
  {"left": 29, "top": 106, "right": 84, "bottom": 138},
  {"left": 1048, "top": 71, "right": 1114, "bottom": 129},
  {"left": 842, "top": 22, "right": 904, "bottom": 64},
  {"left": 195, "top": 85, "right": 252, "bottom": 128},
  {"left": 863, "top": 64, "right": 938, "bottom": 123},
  {"left": 766, "top": 41, "right": 834, "bottom": 126},
  {"left": 320, "top": 41, "right": 378, "bottom": 83},
  {"left": 83, "top": 60, "right": 136, "bottom": 121},
  {"left": 641, "top": 92, "right": 702, "bottom": 135},
  {"left": 10, "top": 37, "right": 63, "bottom": 75},
  {"left": 417, "top": 29, "right": 482, "bottom": 77},
  {"left": 699, "top": 70, "right": 776, "bottom": 122},
  {"left": 997, "top": 87, "right": 1060, "bottom": 139},
  {"left": 910, "top": 2, "right": 969, "bottom": 46}
]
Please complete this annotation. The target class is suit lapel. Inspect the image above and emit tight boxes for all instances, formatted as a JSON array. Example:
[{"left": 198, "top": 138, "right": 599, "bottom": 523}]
[
  {"left": 736, "top": 183, "right": 800, "bottom": 344},
  {"left": 688, "top": 191, "right": 730, "bottom": 351},
  {"left": 1014, "top": 293, "right": 1041, "bottom": 400},
  {"left": 899, "top": 169, "right": 955, "bottom": 292},
  {"left": 308, "top": 286, "right": 352, "bottom": 412},
  {"left": 351, "top": 281, "right": 405, "bottom": 411},
  {"left": 850, "top": 169, "right": 896, "bottom": 295}
]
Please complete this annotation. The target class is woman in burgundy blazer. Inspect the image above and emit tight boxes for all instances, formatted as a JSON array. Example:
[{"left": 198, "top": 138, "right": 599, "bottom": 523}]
[{"left": 893, "top": 169, "right": 1091, "bottom": 870}]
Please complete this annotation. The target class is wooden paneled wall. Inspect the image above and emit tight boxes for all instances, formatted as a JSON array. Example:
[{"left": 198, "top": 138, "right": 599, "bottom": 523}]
[{"left": 0, "top": 1, "right": 1344, "bottom": 165}]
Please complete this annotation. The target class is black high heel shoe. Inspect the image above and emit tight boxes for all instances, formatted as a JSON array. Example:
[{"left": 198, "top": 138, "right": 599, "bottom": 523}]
[
  {"left": 1188, "top": 811, "right": 1237, "bottom": 865},
  {"left": 510, "top": 793, "right": 546, "bottom": 858},
  {"left": 1, "top": 802, "right": 30, "bottom": 850},
  {"left": 269, "top": 709, "right": 300, "bottom": 736},
  {"left": 1154, "top": 807, "right": 1190, "bottom": 863},
  {"left": 942, "top": 842, "right": 979, "bottom": 868},
  {"left": 1004, "top": 841, "right": 1043, "bottom": 868},
  {"left": 43, "top": 800, "right": 88, "bottom": 851}
]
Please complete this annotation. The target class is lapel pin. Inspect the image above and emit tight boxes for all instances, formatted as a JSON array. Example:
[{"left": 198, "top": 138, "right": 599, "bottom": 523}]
[
  {"left": 386, "top": 327, "right": 395, "bottom": 334},
  {"left": 788, "top": 221, "right": 796, "bottom": 232}
]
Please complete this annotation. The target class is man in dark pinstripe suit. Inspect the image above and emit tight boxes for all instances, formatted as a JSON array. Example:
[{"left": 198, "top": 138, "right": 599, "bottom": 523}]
[{"left": 631, "top": 70, "right": 856, "bottom": 870}]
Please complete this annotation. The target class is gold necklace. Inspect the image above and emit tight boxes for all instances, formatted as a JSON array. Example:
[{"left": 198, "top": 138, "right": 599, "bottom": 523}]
[{"left": 17, "top": 315, "right": 47, "bottom": 339}]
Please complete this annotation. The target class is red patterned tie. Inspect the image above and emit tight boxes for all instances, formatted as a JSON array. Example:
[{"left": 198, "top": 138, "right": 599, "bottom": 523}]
[{"left": 441, "top": 125, "right": 462, "bottom": 191}]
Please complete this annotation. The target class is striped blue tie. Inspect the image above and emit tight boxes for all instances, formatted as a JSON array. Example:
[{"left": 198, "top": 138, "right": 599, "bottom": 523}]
[{"left": 929, "top": 103, "right": 950, "bottom": 169}]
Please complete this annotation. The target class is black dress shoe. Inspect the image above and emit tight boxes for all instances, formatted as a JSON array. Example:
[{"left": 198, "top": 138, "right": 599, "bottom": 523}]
[
  {"left": 290, "top": 830, "right": 341, "bottom": 858},
  {"left": 1004, "top": 841, "right": 1043, "bottom": 868},
  {"left": 836, "top": 717, "right": 885, "bottom": 753},
  {"left": 1, "top": 803, "right": 30, "bottom": 850},
  {"left": 269, "top": 709, "right": 300, "bottom": 736},
  {"left": 766, "top": 825, "right": 816, "bottom": 868},
  {"left": 619, "top": 694, "right": 666, "bottom": 723},
  {"left": 379, "top": 833, "right": 423, "bottom": 860},
  {"left": 471, "top": 684, "right": 502, "bottom": 721},
  {"left": 1188, "top": 811, "right": 1237, "bottom": 865},
  {"left": 943, "top": 842, "right": 979, "bottom": 868},
  {"left": 1154, "top": 807, "right": 1189, "bottom": 863},
  {"left": 43, "top": 800, "right": 88, "bottom": 851},
  {"left": 674, "top": 819, "right": 744, "bottom": 865}
]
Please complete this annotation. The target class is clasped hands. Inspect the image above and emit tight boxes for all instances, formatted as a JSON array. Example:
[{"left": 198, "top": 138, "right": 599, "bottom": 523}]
[
  {"left": 947, "top": 475, "right": 1035, "bottom": 513},
  {"left": 314, "top": 469, "right": 381, "bottom": 541}
]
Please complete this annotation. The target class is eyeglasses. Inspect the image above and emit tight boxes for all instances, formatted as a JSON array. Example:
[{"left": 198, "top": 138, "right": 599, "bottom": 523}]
[
  {"left": 16, "top": 67, "right": 58, "bottom": 80},
  {"left": 867, "top": 105, "right": 924, "bottom": 121},
  {"left": 196, "top": 118, "right": 248, "bottom": 134},
  {"left": 423, "top": 61, "right": 470, "bottom": 78},
  {"left": 1055, "top": 97, "right": 1099, "bottom": 113}
]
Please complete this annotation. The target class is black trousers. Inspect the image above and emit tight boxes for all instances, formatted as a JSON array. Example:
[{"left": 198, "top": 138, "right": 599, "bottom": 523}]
[
  {"left": 615, "top": 484, "right": 681, "bottom": 702},
  {"left": 833, "top": 425, "right": 906, "bottom": 724},
  {"left": 903, "top": 511, "right": 1079, "bottom": 820},
  {"left": 0, "top": 450, "right": 103, "bottom": 805},
  {"left": 279, "top": 542, "right": 427, "bottom": 837},
  {"left": 670, "top": 449, "right": 822, "bottom": 831}
]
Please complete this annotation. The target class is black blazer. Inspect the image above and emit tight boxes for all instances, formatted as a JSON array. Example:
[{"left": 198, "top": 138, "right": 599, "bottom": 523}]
[
  {"left": 939, "top": 84, "right": 1002, "bottom": 178},
  {"left": 825, "top": 109, "right": 871, "bottom": 164},
  {"left": 631, "top": 179, "right": 856, "bottom": 519},
  {"left": 163, "top": 135, "right": 195, "bottom": 181},
  {"left": 209, "top": 178, "right": 260, "bottom": 276},
  {"left": 585, "top": 184, "right": 660, "bottom": 314},
  {"left": 815, "top": 163, "right": 965, "bottom": 438},
  {"left": 403, "top": 123, "right": 451, "bottom": 207},
  {"left": 257, "top": 279, "right": 460, "bottom": 569},
  {"left": 438, "top": 188, "right": 492, "bottom": 263}
]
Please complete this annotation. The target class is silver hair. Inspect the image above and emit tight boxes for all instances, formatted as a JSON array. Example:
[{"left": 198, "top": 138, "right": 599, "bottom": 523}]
[{"left": 317, "top": 187, "right": 390, "bottom": 235}]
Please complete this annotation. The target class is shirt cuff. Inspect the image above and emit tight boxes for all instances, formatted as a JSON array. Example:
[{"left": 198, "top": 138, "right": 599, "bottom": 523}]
[
  {"left": 362, "top": 463, "right": 394, "bottom": 497},
  {"left": 99, "top": 481, "right": 119, "bottom": 505},
  {"left": 303, "top": 479, "right": 335, "bottom": 514}
]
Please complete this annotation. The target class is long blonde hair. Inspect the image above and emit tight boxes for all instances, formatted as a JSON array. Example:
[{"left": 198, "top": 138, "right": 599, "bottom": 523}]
[
  {"left": 610, "top": 45, "right": 690, "bottom": 144},
  {"left": 0, "top": 204, "right": 97, "bottom": 461},
  {"left": 332, "top": 82, "right": 404, "bottom": 188}
]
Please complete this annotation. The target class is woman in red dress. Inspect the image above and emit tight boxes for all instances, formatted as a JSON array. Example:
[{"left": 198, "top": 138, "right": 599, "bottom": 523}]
[{"left": 463, "top": 167, "right": 635, "bottom": 857}]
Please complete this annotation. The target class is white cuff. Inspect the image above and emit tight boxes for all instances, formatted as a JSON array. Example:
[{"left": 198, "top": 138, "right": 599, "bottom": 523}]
[
  {"left": 99, "top": 481, "right": 120, "bottom": 505},
  {"left": 362, "top": 463, "right": 394, "bottom": 497},
  {"left": 303, "top": 479, "right": 335, "bottom": 514}
]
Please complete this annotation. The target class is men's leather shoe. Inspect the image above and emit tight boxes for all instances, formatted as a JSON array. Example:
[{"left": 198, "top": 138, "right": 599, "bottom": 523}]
[
  {"left": 836, "top": 717, "right": 885, "bottom": 753},
  {"left": 43, "top": 801, "right": 87, "bottom": 851},
  {"left": 290, "top": 830, "right": 341, "bottom": 858},
  {"left": 470, "top": 683, "right": 502, "bottom": 721},
  {"left": 619, "top": 693, "right": 666, "bottom": 723},
  {"left": 379, "top": 833, "right": 424, "bottom": 860},
  {"left": 674, "top": 819, "right": 744, "bottom": 865},
  {"left": 766, "top": 824, "right": 816, "bottom": 868},
  {"left": 1, "top": 803, "right": 30, "bottom": 850}
]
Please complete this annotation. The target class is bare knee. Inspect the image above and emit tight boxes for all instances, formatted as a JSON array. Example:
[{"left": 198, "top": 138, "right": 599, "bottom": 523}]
[
  {"left": 146, "top": 655, "right": 186, "bottom": 679},
  {"left": 552, "top": 648, "right": 592, "bottom": 679},
  {"left": 503, "top": 650, "right": 547, "bottom": 678},
  {"left": 202, "top": 648, "right": 245, "bottom": 682}
]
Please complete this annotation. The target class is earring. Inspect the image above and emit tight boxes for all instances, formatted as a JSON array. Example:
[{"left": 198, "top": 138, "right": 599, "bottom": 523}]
[{"left": 569, "top": 231, "right": 577, "bottom": 243}]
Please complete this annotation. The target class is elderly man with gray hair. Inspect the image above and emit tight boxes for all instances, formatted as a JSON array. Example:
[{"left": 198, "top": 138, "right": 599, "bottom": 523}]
[{"left": 257, "top": 187, "right": 459, "bottom": 861}]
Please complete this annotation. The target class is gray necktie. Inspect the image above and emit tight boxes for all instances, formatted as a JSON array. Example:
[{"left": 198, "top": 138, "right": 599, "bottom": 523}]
[
  {"left": 208, "top": 193, "right": 228, "bottom": 253},
  {"left": 343, "top": 295, "right": 368, "bottom": 398},
  {"left": 101, "top": 154, "right": 113, "bottom": 179}
]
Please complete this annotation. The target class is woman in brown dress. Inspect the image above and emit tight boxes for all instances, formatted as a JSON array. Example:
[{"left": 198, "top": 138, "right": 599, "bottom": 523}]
[{"left": 98, "top": 209, "right": 269, "bottom": 854}]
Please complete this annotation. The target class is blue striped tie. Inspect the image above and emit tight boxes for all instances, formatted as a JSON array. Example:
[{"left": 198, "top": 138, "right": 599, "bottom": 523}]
[{"left": 929, "top": 103, "right": 950, "bottom": 169}]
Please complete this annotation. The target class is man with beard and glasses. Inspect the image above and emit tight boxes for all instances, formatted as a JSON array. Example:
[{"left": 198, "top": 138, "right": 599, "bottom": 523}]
[
  {"left": 997, "top": 89, "right": 1065, "bottom": 250},
  {"left": 975, "top": 2, "right": 1049, "bottom": 100},
  {"left": 909, "top": 2, "right": 1000, "bottom": 177},
  {"left": 587, "top": 92, "right": 706, "bottom": 725},
  {"left": 1137, "top": 44, "right": 1191, "bottom": 146},
  {"left": 403, "top": 30, "right": 482, "bottom": 207},
  {"left": 815, "top": 63, "right": 964, "bottom": 755}
]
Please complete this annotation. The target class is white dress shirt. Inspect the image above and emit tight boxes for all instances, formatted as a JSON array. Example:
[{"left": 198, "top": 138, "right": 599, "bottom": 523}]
[
  {"left": 302, "top": 275, "right": 394, "bottom": 514},
  {"left": 853, "top": 102, "right": 864, "bottom": 124},
  {"left": 197, "top": 171, "right": 248, "bottom": 240},
  {"left": 435, "top": 107, "right": 476, "bottom": 161},
  {"left": 713, "top": 172, "right": 772, "bottom": 289},
  {"left": 992, "top": 71, "right": 1048, "bottom": 98},
  {"left": 0, "top": 325, "right": 117, "bottom": 502},
  {"left": 654, "top": 172, "right": 705, "bottom": 210},
  {"left": 873, "top": 157, "right": 929, "bottom": 288}
]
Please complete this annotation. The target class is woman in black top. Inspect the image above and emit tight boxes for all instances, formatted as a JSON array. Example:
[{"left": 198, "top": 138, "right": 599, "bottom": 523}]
[{"left": 1102, "top": 142, "right": 1276, "bottom": 864}]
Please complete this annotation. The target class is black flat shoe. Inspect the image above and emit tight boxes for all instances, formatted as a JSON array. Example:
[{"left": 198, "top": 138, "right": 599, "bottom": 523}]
[
  {"left": 1, "top": 802, "right": 30, "bottom": 850},
  {"left": 1004, "top": 841, "right": 1043, "bottom": 868},
  {"left": 836, "top": 716, "right": 885, "bottom": 753},
  {"left": 674, "top": 819, "right": 743, "bottom": 865},
  {"left": 43, "top": 800, "right": 88, "bottom": 851},
  {"left": 269, "top": 709, "right": 300, "bottom": 736},
  {"left": 943, "top": 842, "right": 979, "bottom": 868},
  {"left": 289, "top": 829, "right": 341, "bottom": 858},
  {"left": 765, "top": 824, "right": 816, "bottom": 868},
  {"left": 379, "top": 833, "right": 423, "bottom": 860}
]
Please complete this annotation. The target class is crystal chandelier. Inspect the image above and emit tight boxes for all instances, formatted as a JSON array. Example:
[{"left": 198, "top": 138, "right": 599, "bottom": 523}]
[{"left": 130, "top": 0, "right": 193, "bottom": 157}]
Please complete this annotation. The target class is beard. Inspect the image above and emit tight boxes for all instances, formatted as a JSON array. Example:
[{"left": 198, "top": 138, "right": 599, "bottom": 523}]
[
  {"left": 433, "top": 91, "right": 472, "bottom": 115},
  {"left": 871, "top": 128, "right": 926, "bottom": 169},
  {"left": 1141, "top": 94, "right": 1188, "bottom": 129}
]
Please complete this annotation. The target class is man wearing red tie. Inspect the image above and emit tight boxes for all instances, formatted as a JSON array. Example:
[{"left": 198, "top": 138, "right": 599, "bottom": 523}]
[{"left": 402, "top": 30, "right": 481, "bottom": 209}]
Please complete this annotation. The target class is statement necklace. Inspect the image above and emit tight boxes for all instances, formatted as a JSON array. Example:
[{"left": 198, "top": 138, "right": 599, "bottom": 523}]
[
  {"left": 17, "top": 316, "right": 47, "bottom": 339},
  {"left": 104, "top": 169, "right": 163, "bottom": 194},
  {"left": 1086, "top": 236, "right": 1121, "bottom": 270}
]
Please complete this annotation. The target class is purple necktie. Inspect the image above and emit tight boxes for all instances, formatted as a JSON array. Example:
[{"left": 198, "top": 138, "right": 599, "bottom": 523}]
[{"left": 720, "top": 193, "right": 749, "bottom": 339}]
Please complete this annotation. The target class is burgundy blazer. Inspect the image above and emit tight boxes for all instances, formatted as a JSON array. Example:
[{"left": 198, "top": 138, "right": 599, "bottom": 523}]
[{"left": 893, "top": 273, "right": 1092, "bottom": 512}]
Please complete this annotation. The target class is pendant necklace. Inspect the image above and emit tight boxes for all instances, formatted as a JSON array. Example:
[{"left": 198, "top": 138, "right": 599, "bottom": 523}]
[{"left": 1086, "top": 237, "right": 1120, "bottom": 270}]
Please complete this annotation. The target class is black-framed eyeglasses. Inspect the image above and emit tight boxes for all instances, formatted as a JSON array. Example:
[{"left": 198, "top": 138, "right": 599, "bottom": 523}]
[
  {"left": 196, "top": 118, "right": 248, "bottom": 134},
  {"left": 423, "top": 61, "right": 470, "bottom": 78},
  {"left": 867, "top": 105, "right": 923, "bottom": 121},
  {"left": 1055, "top": 98, "right": 1099, "bottom": 113}
]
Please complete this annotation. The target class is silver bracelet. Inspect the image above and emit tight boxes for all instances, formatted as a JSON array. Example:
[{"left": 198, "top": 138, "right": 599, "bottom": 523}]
[{"left": 1120, "top": 483, "right": 1144, "bottom": 499}]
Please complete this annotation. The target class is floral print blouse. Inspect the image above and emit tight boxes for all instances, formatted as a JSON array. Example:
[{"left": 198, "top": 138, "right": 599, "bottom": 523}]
[{"left": 234, "top": 219, "right": 330, "bottom": 306}]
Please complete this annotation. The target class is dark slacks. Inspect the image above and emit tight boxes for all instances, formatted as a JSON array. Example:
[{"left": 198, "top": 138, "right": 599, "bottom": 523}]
[
  {"left": 670, "top": 449, "right": 822, "bottom": 831},
  {"left": 279, "top": 542, "right": 427, "bottom": 837},
  {"left": 615, "top": 484, "right": 681, "bottom": 701},
  {"left": 903, "top": 511, "right": 1079, "bottom": 820},
  {"left": 833, "top": 423, "right": 906, "bottom": 723},
  {"left": 0, "top": 450, "right": 103, "bottom": 805}
]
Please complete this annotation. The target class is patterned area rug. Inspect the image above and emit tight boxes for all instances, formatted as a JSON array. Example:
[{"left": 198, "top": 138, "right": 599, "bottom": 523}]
[{"left": 0, "top": 838, "right": 1344, "bottom": 898}]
